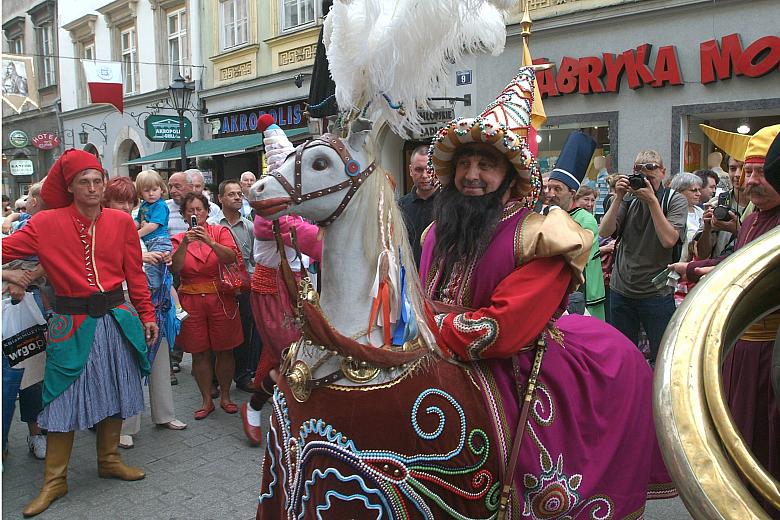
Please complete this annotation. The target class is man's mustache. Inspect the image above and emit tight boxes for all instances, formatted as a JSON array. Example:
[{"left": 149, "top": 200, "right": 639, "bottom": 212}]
[
  {"left": 462, "top": 180, "right": 487, "bottom": 188},
  {"left": 745, "top": 185, "right": 767, "bottom": 196}
]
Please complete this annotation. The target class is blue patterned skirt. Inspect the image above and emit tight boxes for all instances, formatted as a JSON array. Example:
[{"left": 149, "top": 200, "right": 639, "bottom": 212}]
[{"left": 38, "top": 315, "right": 144, "bottom": 432}]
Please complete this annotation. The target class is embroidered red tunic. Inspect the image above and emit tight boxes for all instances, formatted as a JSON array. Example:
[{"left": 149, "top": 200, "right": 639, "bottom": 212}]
[{"left": 1, "top": 204, "right": 155, "bottom": 323}]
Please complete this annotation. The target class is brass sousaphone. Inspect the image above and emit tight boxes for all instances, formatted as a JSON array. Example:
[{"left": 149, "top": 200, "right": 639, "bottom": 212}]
[{"left": 654, "top": 227, "right": 780, "bottom": 518}]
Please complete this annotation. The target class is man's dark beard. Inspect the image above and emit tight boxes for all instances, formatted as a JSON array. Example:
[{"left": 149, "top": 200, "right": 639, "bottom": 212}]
[{"left": 432, "top": 173, "right": 514, "bottom": 281}]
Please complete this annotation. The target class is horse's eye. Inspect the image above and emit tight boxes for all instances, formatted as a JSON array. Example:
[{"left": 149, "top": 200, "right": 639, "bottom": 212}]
[{"left": 312, "top": 158, "right": 328, "bottom": 171}]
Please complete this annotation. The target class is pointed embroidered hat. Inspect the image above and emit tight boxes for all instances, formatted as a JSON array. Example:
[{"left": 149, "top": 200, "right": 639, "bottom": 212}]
[
  {"left": 429, "top": 66, "right": 536, "bottom": 194},
  {"left": 549, "top": 131, "right": 597, "bottom": 191}
]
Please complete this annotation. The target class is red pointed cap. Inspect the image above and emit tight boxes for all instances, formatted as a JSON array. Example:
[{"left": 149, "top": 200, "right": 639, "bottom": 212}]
[{"left": 41, "top": 149, "right": 105, "bottom": 209}]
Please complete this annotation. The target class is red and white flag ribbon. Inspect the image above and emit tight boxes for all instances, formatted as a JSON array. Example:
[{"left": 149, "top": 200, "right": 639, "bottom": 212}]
[{"left": 81, "top": 60, "right": 123, "bottom": 113}]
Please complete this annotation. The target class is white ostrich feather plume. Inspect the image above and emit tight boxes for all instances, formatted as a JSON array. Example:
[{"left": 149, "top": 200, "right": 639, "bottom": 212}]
[{"left": 324, "top": 0, "right": 512, "bottom": 137}]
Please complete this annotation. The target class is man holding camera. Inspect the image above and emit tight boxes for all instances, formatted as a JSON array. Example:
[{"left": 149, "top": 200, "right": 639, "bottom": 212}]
[
  {"left": 599, "top": 150, "right": 687, "bottom": 362},
  {"left": 702, "top": 155, "right": 753, "bottom": 258},
  {"left": 670, "top": 125, "right": 780, "bottom": 514}
]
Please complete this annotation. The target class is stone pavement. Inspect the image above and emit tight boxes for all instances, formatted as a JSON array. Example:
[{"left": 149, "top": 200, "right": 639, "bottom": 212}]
[{"left": 2, "top": 355, "right": 693, "bottom": 519}]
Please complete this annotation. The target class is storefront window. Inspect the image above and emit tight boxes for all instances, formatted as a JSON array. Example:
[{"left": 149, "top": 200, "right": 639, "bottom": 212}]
[{"left": 537, "top": 123, "right": 610, "bottom": 179}]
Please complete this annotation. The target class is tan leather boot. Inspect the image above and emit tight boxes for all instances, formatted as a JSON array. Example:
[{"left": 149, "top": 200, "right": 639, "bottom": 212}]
[
  {"left": 95, "top": 418, "right": 145, "bottom": 480},
  {"left": 22, "top": 431, "right": 75, "bottom": 517}
]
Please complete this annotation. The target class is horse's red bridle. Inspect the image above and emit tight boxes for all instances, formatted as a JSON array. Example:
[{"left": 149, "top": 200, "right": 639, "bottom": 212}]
[{"left": 267, "top": 133, "right": 376, "bottom": 227}]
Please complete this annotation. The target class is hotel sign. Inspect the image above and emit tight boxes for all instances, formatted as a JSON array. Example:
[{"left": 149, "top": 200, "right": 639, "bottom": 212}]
[{"left": 145, "top": 115, "right": 192, "bottom": 142}]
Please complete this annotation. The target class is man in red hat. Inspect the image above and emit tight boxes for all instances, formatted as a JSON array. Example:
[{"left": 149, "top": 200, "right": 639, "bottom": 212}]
[{"left": 2, "top": 149, "right": 158, "bottom": 517}]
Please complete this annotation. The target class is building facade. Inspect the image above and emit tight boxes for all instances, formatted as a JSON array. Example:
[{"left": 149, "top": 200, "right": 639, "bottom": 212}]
[
  {"left": 195, "top": 0, "right": 317, "bottom": 183},
  {"left": 447, "top": 0, "right": 779, "bottom": 178},
  {"left": 57, "top": 0, "right": 202, "bottom": 180},
  {"left": 2, "top": 0, "right": 60, "bottom": 200}
]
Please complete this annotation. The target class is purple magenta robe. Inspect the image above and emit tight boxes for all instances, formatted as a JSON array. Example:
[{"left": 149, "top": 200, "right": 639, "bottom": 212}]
[{"left": 421, "top": 205, "right": 676, "bottom": 518}]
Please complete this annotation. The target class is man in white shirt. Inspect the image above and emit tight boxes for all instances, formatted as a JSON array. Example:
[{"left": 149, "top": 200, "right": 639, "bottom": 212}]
[
  {"left": 239, "top": 171, "right": 256, "bottom": 219},
  {"left": 166, "top": 171, "right": 194, "bottom": 237},
  {"left": 184, "top": 168, "right": 221, "bottom": 219}
]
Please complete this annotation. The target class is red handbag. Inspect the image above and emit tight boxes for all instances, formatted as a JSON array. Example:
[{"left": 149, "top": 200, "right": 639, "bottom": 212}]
[{"left": 211, "top": 226, "right": 250, "bottom": 294}]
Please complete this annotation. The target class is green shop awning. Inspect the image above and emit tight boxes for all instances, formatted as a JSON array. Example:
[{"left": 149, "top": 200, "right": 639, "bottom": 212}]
[{"left": 124, "top": 128, "right": 309, "bottom": 166}]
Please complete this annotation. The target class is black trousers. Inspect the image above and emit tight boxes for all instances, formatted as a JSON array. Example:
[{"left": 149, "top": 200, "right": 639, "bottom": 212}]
[{"left": 234, "top": 291, "right": 261, "bottom": 382}]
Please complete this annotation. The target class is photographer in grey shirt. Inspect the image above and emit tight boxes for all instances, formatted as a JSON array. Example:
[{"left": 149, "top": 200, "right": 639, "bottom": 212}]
[{"left": 599, "top": 149, "right": 687, "bottom": 362}]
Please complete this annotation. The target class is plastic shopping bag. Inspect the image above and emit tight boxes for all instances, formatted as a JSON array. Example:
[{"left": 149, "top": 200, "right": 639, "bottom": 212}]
[{"left": 2, "top": 295, "right": 47, "bottom": 388}]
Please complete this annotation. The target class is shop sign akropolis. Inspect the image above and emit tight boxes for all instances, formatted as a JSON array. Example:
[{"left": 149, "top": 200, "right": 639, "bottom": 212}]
[
  {"left": 534, "top": 33, "right": 779, "bottom": 98},
  {"left": 211, "top": 100, "right": 307, "bottom": 137},
  {"left": 145, "top": 115, "right": 193, "bottom": 142}
]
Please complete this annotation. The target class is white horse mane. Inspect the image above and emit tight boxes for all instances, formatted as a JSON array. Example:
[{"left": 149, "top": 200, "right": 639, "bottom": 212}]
[{"left": 336, "top": 136, "right": 440, "bottom": 356}]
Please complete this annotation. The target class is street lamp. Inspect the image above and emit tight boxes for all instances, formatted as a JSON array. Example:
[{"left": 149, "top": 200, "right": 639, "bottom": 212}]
[{"left": 168, "top": 72, "right": 194, "bottom": 169}]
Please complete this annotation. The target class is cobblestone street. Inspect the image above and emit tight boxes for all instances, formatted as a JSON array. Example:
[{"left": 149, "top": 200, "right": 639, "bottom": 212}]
[{"left": 2, "top": 355, "right": 692, "bottom": 519}]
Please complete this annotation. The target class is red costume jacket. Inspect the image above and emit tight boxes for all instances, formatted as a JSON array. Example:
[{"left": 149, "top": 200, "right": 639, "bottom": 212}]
[{"left": 2, "top": 204, "right": 154, "bottom": 323}]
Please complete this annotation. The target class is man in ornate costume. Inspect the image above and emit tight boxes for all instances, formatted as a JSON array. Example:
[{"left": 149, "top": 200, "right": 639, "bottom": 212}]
[
  {"left": 544, "top": 131, "right": 606, "bottom": 320},
  {"left": 421, "top": 68, "right": 675, "bottom": 517},
  {"left": 670, "top": 125, "right": 780, "bottom": 517},
  {"left": 2, "top": 149, "right": 157, "bottom": 517}
]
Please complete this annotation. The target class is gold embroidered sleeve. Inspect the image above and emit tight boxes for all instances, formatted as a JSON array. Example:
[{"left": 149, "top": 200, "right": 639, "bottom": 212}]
[{"left": 515, "top": 210, "right": 592, "bottom": 290}]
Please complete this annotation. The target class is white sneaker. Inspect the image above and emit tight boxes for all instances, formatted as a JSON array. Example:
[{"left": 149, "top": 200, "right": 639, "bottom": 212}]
[
  {"left": 27, "top": 435, "right": 47, "bottom": 460},
  {"left": 175, "top": 307, "right": 189, "bottom": 321},
  {"left": 119, "top": 435, "right": 134, "bottom": 449}
]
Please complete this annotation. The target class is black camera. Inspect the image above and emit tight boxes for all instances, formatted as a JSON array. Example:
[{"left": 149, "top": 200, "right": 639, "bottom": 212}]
[
  {"left": 713, "top": 192, "right": 731, "bottom": 221},
  {"left": 628, "top": 172, "right": 646, "bottom": 190},
  {"left": 190, "top": 215, "right": 197, "bottom": 229}
]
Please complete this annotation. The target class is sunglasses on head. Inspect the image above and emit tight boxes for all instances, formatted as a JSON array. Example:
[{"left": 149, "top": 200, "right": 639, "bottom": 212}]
[{"left": 634, "top": 163, "right": 661, "bottom": 172}]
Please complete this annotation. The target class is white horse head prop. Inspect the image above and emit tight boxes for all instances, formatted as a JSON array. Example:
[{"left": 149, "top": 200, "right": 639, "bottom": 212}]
[
  {"left": 249, "top": 120, "right": 374, "bottom": 226},
  {"left": 249, "top": 118, "right": 437, "bottom": 353}
]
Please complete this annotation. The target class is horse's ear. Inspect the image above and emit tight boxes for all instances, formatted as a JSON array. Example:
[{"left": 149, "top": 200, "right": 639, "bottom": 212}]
[{"left": 347, "top": 118, "right": 373, "bottom": 150}]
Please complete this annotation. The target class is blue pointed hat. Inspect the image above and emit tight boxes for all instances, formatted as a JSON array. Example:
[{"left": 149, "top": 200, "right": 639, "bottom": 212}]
[{"left": 549, "top": 131, "right": 597, "bottom": 191}]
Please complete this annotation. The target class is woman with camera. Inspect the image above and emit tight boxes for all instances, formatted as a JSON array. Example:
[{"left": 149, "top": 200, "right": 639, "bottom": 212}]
[{"left": 171, "top": 192, "right": 244, "bottom": 420}]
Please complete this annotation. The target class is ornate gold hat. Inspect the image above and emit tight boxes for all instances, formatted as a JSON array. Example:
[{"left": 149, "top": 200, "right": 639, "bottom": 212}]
[{"left": 428, "top": 67, "right": 536, "bottom": 188}]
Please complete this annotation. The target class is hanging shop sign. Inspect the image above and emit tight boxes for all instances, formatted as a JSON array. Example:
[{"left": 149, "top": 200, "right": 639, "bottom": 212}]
[
  {"left": 31, "top": 132, "right": 60, "bottom": 150},
  {"left": 410, "top": 108, "right": 456, "bottom": 139},
  {"left": 144, "top": 115, "right": 192, "bottom": 142},
  {"left": 9, "top": 130, "right": 29, "bottom": 148},
  {"left": 9, "top": 159, "right": 34, "bottom": 176},
  {"left": 210, "top": 99, "right": 307, "bottom": 138},
  {"left": 534, "top": 33, "right": 779, "bottom": 98}
]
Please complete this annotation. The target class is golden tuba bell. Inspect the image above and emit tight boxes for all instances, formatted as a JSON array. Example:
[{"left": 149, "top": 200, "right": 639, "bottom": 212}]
[{"left": 654, "top": 226, "right": 780, "bottom": 519}]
